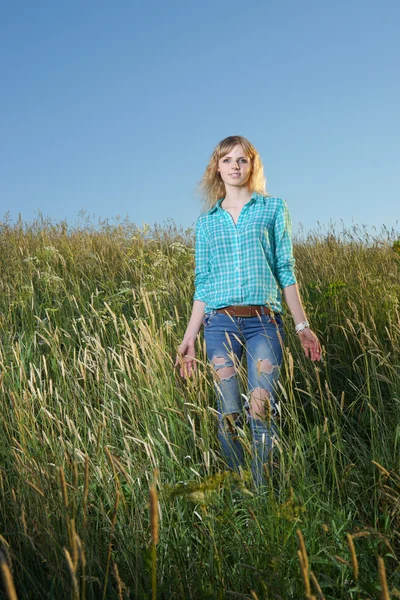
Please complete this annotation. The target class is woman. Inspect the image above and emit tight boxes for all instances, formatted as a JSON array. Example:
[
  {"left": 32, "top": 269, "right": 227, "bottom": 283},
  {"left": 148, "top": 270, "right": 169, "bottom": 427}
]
[{"left": 176, "top": 135, "right": 322, "bottom": 489}]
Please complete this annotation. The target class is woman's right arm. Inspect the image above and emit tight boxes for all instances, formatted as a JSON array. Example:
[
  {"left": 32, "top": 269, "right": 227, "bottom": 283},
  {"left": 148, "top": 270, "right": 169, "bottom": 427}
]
[
  {"left": 175, "top": 219, "right": 210, "bottom": 378},
  {"left": 175, "top": 300, "right": 205, "bottom": 378}
]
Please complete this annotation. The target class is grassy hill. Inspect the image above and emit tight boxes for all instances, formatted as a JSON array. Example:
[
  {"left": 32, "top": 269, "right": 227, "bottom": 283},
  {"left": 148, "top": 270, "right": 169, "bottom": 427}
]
[{"left": 0, "top": 216, "right": 399, "bottom": 599}]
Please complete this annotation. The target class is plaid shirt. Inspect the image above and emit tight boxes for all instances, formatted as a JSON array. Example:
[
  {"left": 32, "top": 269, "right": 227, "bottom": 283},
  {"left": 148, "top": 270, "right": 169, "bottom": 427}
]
[{"left": 194, "top": 193, "right": 296, "bottom": 314}]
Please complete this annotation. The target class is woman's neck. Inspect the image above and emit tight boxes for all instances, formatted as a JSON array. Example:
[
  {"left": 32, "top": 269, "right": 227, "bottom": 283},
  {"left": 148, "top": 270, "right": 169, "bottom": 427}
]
[{"left": 222, "top": 186, "right": 253, "bottom": 207}]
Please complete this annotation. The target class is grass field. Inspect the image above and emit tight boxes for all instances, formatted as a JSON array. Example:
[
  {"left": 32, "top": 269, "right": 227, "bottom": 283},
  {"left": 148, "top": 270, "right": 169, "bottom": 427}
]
[{"left": 0, "top": 215, "right": 399, "bottom": 599}]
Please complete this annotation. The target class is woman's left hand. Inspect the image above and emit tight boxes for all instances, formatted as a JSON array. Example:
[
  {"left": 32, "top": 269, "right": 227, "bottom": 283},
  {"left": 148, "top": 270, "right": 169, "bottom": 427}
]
[{"left": 297, "top": 328, "right": 322, "bottom": 361}]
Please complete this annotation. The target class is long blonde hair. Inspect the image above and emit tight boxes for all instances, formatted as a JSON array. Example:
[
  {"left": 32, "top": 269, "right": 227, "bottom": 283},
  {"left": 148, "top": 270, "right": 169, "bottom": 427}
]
[{"left": 198, "top": 135, "right": 266, "bottom": 210}]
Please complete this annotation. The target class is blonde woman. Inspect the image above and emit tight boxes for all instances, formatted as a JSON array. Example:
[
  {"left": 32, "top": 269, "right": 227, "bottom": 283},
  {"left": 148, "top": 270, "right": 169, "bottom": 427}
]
[{"left": 176, "top": 135, "right": 322, "bottom": 489}]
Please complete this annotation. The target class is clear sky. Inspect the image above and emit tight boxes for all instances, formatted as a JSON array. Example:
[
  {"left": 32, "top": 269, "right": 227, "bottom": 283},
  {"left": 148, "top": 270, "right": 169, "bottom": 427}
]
[{"left": 1, "top": 0, "right": 399, "bottom": 235}]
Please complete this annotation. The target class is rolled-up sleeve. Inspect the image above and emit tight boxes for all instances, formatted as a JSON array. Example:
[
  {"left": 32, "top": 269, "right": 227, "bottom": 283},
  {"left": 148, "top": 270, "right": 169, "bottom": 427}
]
[
  {"left": 193, "top": 218, "right": 210, "bottom": 302},
  {"left": 274, "top": 200, "right": 297, "bottom": 288}
]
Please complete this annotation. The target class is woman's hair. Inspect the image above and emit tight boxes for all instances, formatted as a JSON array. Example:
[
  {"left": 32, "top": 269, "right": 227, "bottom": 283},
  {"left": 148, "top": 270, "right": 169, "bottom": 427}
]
[{"left": 198, "top": 135, "right": 266, "bottom": 210}]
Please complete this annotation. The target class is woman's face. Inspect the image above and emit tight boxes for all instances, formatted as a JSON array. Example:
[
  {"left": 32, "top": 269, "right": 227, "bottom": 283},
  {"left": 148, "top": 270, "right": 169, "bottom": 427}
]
[{"left": 217, "top": 144, "right": 252, "bottom": 188}]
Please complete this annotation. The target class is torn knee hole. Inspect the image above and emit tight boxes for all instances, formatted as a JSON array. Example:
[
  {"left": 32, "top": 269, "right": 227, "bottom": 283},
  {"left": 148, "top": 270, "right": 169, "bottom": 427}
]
[
  {"left": 217, "top": 368, "right": 236, "bottom": 380},
  {"left": 257, "top": 358, "right": 276, "bottom": 375},
  {"left": 250, "top": 387, "right": 270, "bottom": 402},
  {"left": 211, "top": 356, "right": 236, "bottom": 380}
]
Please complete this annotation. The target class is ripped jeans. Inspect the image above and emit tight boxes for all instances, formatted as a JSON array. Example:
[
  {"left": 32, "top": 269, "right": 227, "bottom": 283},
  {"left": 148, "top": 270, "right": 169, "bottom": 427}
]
[{"left": 203, "top": 308, "right": 284, "bottom": 489}]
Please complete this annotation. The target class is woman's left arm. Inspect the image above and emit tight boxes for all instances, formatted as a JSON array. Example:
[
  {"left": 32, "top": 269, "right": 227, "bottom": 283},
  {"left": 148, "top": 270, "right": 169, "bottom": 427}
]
[
  {"left": 282, "top": 283, "right": 322, "bottom": 362},
  {"left": 273, "top": 200, "right": 322, "bottom": 362},
  {"left": 274, "top": 200, "right": 321, "bottom": 360}
]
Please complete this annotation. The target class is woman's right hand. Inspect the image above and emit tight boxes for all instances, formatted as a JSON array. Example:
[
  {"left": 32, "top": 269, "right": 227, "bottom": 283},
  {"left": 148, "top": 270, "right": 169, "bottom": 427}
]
[{"left": 175, "top": 338, "right": 197, "bottom": 379}]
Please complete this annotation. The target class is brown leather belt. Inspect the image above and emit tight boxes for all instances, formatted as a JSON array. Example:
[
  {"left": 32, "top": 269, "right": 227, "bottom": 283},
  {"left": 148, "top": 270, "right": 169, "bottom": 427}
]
[{"left": 216, "top": 305, "right": 271, "bottom": 318}]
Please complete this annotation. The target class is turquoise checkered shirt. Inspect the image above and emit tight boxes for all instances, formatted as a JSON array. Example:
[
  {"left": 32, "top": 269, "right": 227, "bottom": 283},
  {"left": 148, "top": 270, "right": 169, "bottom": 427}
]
[{"left": 194, "top": 193, "right": 297, "bottom": 314}]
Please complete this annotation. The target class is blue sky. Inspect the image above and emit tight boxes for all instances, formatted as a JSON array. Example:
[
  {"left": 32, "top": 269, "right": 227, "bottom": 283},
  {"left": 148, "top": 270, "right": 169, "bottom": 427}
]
[{"left": 1, "top": 0, "right": 399, "bottom": 235}]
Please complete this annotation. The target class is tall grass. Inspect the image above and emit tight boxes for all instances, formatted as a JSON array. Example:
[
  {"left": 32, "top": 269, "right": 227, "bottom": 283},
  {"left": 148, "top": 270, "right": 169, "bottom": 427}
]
[{"left": 0, "top": 214, "right": 399, "bottom": 599}]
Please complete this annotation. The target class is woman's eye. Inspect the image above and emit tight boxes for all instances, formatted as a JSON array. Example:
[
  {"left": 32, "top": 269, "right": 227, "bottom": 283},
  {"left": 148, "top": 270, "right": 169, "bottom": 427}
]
[{"left": 221, "top": 157, "right": 248, "bottom": 163}]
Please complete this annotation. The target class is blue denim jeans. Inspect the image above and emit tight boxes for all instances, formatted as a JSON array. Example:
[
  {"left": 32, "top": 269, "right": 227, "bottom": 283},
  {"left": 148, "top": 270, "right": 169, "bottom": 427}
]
[{"left": 203, "top": 309, "right": 284, "bottom": 489}]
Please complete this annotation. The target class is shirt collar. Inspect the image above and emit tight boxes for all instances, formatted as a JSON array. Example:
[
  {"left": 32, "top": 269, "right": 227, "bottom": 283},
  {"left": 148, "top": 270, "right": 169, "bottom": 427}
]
[{"left": 208, "top": 191, "right": 263, "bottom": 214}]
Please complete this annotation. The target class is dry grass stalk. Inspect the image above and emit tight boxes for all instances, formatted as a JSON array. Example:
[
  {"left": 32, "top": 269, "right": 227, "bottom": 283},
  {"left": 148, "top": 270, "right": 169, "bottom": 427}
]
[
  {"left": 0, "top": 548, "right": 18, "bottom": 600},
  {"left": 26, "top": 480, "right": 45, "bottom": 497},
  {"left": 59, "top": 466, "right": 69, "bottom": 509},
  {"left": 20, "top": 508, "right": 27, "bottom": 537},
  {"left": 296, "top": 529, "right": 309, "bottom": 573},
  {"left": 112, "top": 563, "right": 124, "bottom": 600},
  {"left": 372, "top": 461, "right": 391, "bottom": 478},
  {"left": 310, "top": 571, "right": 325, "bottom": 600},
  {"left": 102, "top": 491, "right": 120, "bottom": 600},
  {"left": 288, "top": 349, "right": 294, "bottom": 381},
  {"left": 149, "top": 481, "right": 159, "bottom": 600},
  {"left": 334, "top": 555, "right": 350, "bottom": 566},
  {"left": 76, "top": 535, "right": 86, "bottom": 600},
  {"left": 83, "top": 454, "right": 89, "bottom": 527},
  {"left": 346, "top": 533, "right": 359, "bottom": 582},
  {"left": 63, "top": 548, "right": 79, "bottom": 600},
  {"left": 0, "top": 537, "right": 12, "bottom": 573},
  {"left": 108, "top": 453, "right": 131, "bottom": 483},
  {"left": 378, "top": 556, "right": 390, "bottom": 600},
  {"left": 111, "top": 490, "right": 120, "bottom": 528},
  {"left": 340, "top": 391, "right": 345, "bottom": 411},
  {"left": 149, "top": 483, "right": 159, "bottom": 546},
  {"left": 296, "top": 529, "right": 317, "bottom": 599},
  {"left": 297, "top": 550, "right": 311, "bottom": 598},
  {"left": 75, "top": 535, "right": 86, "bottom": 568},
  {"left": 69, "top": 518, "right": 78, "bottom": 571},
  {"left": 104, "top": 446, "right": 119, "bottom": 483}
]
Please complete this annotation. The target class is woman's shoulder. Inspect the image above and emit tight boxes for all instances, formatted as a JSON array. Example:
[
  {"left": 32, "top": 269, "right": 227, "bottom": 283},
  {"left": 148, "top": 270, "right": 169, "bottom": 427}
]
[
  {"left": 195, "top": 211, "right": 212, "bottom": 235},
  {"left": 262, "top": 195, "right": 287, "bottom": 209},
  {"left": 255, "top": 195, "right": 289, "bottom": 217},
  {"left": 195, "top": 200, "right": 222, "bottom": 227},
  {"left": 195, "top": 212, "right": 208, "bottom": 228}
]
